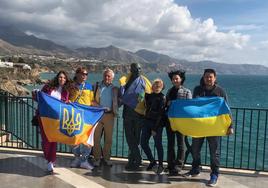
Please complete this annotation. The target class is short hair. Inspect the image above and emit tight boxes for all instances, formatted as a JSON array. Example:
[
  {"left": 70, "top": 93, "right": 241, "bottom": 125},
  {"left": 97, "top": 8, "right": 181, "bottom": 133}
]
[
  {"left": 74, "top": 67, "right": 88, "bottom": 81},
  {"left": 168, "top": 70, "right": 186, "bottom": 85},
  {"left": 203, "top": 68, "right": 216, "bottom": 76},
  {"left": 103, "top": 68, "right": 114, "bottom": 78},
  {"left": 75, "top": 67, "right": 88, "bottom": 74},
  {"left": 152, "top": 78, "right": 165, "bottom": 90}
]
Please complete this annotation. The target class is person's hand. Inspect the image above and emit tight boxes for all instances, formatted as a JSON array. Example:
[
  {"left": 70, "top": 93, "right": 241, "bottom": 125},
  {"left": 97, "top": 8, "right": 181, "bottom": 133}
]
[{"left": 226, "top": 127, "right": 234, "bottom": 135}]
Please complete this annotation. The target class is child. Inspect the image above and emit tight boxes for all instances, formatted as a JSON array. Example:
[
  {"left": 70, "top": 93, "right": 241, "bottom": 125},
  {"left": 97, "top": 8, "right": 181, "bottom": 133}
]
[{"left": 140, "top": 78, "right": 165, "bottom": 174}]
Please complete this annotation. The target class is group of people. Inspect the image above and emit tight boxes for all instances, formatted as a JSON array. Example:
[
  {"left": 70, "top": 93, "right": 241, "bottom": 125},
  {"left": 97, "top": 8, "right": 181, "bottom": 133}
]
[{"left": 33, "top": 63, "right": 234, "bottom": 187}]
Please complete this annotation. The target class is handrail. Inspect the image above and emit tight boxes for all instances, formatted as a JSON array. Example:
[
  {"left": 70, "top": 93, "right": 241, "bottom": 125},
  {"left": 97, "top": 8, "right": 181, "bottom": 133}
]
[{"left": 1, "top": 90, "right": 268, "bottom": 171}]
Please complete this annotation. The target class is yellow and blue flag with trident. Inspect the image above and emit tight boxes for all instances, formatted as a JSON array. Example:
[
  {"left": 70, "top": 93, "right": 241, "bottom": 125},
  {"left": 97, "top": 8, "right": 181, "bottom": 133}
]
[
  {"left": 119, "top": 74, "right": 152, "bottom": 115},
  {"left": 37, "top": 92, "right": 104, "bottom": 145},
  {"left": 168, "top": 97, "right": 232, "bottom": 137}
]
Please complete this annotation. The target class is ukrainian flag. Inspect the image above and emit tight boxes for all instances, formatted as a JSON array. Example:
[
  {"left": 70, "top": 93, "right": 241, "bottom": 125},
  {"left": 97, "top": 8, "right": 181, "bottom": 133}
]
[
  {"left": 168, "top": 97, "right": 232, "bottom": 137},
  {"left": 119, "top": 73, "right": 152, "bottom": 115},
  {"left": 38, "top": 92, "right": 104, "bottom": 145}
]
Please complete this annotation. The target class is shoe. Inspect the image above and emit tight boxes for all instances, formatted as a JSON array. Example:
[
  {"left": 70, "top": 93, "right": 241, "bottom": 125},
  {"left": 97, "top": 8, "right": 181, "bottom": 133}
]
[
  {"left": 183, "top": 169, "right": 200, "bottom": 178},
  {"left": 174, "top": 165, "right": 182, "bottom": 172},
  {"left": 80, "top": 161, "right": 94, "bottom": 170},
  {"left": 93, "top": 159, "right": 101, "bottom": 167},
  {"left": 146, "top": 161, "right": 157, "bottom": 171},
  {"left": 207, "top": 174, "right": 218, "bottom": 187},
  {"left": 125, "top": 163, "right": 139, "bottom": 171},
  {"left": 154, "top": 165, "right": 164, "bottom": 175},
  {"left": 70, "top": 157, "right": 80, "bottom": 168},
  {"left": 47, "top": 162, "right": 54, "bottom": 172},
  {"left": 168, "top": 168, "right": 178, "bottom": 176},
  {"left": 104, "top": 159, "right": 113, "bottom": 167}
]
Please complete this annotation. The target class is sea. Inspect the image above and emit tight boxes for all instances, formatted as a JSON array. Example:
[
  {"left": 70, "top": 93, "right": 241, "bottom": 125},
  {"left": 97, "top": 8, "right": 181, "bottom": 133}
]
[{"left": 40, "top": 72, "right": 268, "bottom": 108}]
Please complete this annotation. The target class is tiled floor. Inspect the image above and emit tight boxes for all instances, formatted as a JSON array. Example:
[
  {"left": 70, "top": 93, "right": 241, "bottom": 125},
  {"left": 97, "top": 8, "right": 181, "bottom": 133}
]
[{"left": 0, "top": 148, "right": 267, "bottom": 188}]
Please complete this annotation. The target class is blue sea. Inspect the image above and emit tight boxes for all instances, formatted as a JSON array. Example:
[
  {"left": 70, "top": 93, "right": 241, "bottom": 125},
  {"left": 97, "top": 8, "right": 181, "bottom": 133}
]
[{"left": 41, "top": 72, "right": 268, "bottom": 108}]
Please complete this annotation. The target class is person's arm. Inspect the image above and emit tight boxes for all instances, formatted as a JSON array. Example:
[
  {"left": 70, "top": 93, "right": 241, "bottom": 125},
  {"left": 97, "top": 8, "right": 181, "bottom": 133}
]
[{"left": 152, "top": 95, "right": 166, "bottom": 133}]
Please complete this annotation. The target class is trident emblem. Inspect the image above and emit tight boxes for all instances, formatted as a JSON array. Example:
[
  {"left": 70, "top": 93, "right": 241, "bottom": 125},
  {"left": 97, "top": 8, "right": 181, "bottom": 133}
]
[{"left": 62, "top": 107, "right": 82, "bottom": 136}]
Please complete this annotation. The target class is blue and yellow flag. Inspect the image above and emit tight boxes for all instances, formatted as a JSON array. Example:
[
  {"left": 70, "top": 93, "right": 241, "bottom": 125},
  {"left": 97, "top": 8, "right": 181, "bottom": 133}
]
[
  {"left": 168, "top": 97, "right": 232, "bottom": 137},
  {"left": 119, "top": 74, "right": 151, "bottom": 115},
  {"left": 38, "top": 92, "right": 104, "bottom": 145}
]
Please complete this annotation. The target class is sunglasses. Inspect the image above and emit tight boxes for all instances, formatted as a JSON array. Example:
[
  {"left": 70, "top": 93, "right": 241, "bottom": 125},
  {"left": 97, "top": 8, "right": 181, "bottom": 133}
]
[{"left": 80, "top": 72, "right": 88, "bottom": 76}]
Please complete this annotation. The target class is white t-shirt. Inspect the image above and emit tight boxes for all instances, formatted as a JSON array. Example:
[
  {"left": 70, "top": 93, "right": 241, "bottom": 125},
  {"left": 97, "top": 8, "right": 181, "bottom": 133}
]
[{"left": 50, "top": 86, "right": 62, "bottom": 100}]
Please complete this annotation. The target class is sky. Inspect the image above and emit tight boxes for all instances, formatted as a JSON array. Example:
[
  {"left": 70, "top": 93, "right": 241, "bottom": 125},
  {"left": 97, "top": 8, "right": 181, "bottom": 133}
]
[{"left": 0, "top": 0, "right": 268, "bottom": 66}]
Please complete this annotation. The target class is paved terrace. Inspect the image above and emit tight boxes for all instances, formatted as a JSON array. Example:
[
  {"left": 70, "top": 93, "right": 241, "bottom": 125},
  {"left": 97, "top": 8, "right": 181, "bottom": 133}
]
[{"left": 0, "top": 148, "right": 267, "bottom": 188}]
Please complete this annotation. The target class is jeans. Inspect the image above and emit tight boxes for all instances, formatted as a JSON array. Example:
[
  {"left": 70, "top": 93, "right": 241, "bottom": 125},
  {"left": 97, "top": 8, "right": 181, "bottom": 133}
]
[
  {"left": 123, "top": 107, "right": 143, "bottom": 166},
  {"left": 191, "top": 136, "right": 220, "bottom": 176},
  {"left": 72, "top": 144, "right": 91, "bottom": 162},
  {"left": 141, "top": 119, "right": 163, "bottom": 165},
  {"left": 166, "top": 121, "right": 185, "bottom": 169}
]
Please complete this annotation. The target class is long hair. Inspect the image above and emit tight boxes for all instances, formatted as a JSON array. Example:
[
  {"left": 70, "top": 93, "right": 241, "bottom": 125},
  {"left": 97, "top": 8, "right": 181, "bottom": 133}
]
[{"left": 47, "top": 70, "right": 70, "bottom": 91}]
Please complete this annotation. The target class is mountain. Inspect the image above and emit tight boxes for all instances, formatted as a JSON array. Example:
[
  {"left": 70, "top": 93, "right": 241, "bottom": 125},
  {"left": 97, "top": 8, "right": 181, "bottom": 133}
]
[
  {"left": 135, "top": 49, "right": 180, "bottom": 64},
  {"left": 135, "top": 49, "right": 268, "bottom": 75},
  {"left": 1, "top": 25, "right": 268, "bottom": 75},
  {"left": 76, "top": 45, "right": 148, "bottom": 64},
  {"left": 0, "top": 39, "right": 54, "bottom": 56},
  {"left": 0, "top": 25, "right": 73, "bottom": 54}
]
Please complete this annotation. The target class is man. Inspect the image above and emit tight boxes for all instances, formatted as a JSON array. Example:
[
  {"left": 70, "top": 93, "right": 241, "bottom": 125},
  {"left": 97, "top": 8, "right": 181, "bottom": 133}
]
[
  {"left": 92, "top": 68, "right": 118, "bottom": 167},
  {"left": 120, "top": 63, "right": 151, "bottom": 170},
  {"left": 69, "top": 67, "right": 94, "bottom": 170},
  {"left": 184, "top": 69, "right": 234, "bottom": 187}
]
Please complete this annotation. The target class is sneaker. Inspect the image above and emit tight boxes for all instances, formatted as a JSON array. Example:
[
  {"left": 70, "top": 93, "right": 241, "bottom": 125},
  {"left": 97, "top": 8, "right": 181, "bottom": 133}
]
[
  {"left": 154, "top": 165, "right": 164, "bottom": 175},
  {"left": 47, "top": 162, "right": 54, "bottom": 172},
  {"left": 80, "top": 161, "right": 94, "bottom": 170},
  {"left": 104, "top": 159, "right": 113, "bottom": 167},
  {"left": 207, "top": 174, "right": 218, "bottom": 187},
  {"left": 93, "top": 159, "right": 101, "bottom": 167},
  {"left": 183, "top": 169, "right": 200, "bottom": 178},
  {"left": 70, "top": 157, "right": 80, "bottom": 168},
  {"left": 146, "top": 161, "right": 157, "bottom": 171}
]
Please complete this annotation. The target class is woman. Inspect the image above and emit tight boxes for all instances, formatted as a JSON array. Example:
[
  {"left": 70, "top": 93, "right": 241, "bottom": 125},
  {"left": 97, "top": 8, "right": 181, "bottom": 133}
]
[
  {"left": 141, "top": 78, "right": 165, "bottom": 174},
  {"left": 33, "top": 70, "right": 70, "bottom": 173},
  {"left": 165, "top": 70, "right": 192, "bottom": 175}
]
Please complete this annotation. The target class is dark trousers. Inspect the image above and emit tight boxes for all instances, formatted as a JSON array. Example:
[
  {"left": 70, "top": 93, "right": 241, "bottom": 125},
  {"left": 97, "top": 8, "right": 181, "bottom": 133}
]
[
  {"left": 141, "top": 119, "right": 163, "bottom": 165},
  {"left": 123, "top": 114, "right": 143, "bottom": 165},
  {"left": 166, "top": 122, "right": 185, "bottom": 169},
  {"left": 191, "top": 136, "right": 220, "bottom": 176}
]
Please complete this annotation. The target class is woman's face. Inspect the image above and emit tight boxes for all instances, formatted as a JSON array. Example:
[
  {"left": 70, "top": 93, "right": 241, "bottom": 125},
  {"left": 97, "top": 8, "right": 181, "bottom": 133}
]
[
  {"left": 152, "top": 81, "right": 163, "bottom": 93},
  {"left": 172, "top": 74, "right": 182, "bottom": 88},
  {"left": 58, "top": 73, "right": 67, "bottom": 86}
]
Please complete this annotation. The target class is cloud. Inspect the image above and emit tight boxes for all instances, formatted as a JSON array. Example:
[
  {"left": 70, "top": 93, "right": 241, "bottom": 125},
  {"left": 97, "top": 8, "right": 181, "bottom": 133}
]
[{"left": 0, "top": 0, "right": 250, "bottom": 63}]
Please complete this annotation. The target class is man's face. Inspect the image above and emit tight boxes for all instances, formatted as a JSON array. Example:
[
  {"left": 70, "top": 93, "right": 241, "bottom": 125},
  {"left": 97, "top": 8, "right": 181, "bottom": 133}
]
[
  {"left": 130, "top": 63, "right": 141, "bottom": 75},
  {"left": 76, "top": 70, "right": 88, "bottom": 83},
  {"left": 203, "top": 72, "right": 216, "bottom": 87},
  {"left": 103, "top": 71, "right": 114, "bottom": 85}
]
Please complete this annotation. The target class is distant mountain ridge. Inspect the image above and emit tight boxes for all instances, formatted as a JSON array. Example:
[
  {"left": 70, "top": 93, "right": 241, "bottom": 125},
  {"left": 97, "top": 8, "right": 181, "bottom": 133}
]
[
  {"left": 1, "top": 25, "right": 268, "bottom": 75},
  {"left": 76, "top": 45, "right": 148, "bottom": 64},
  {"left": 0, "top": 25, "right": 73, "bottom": 55}
]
